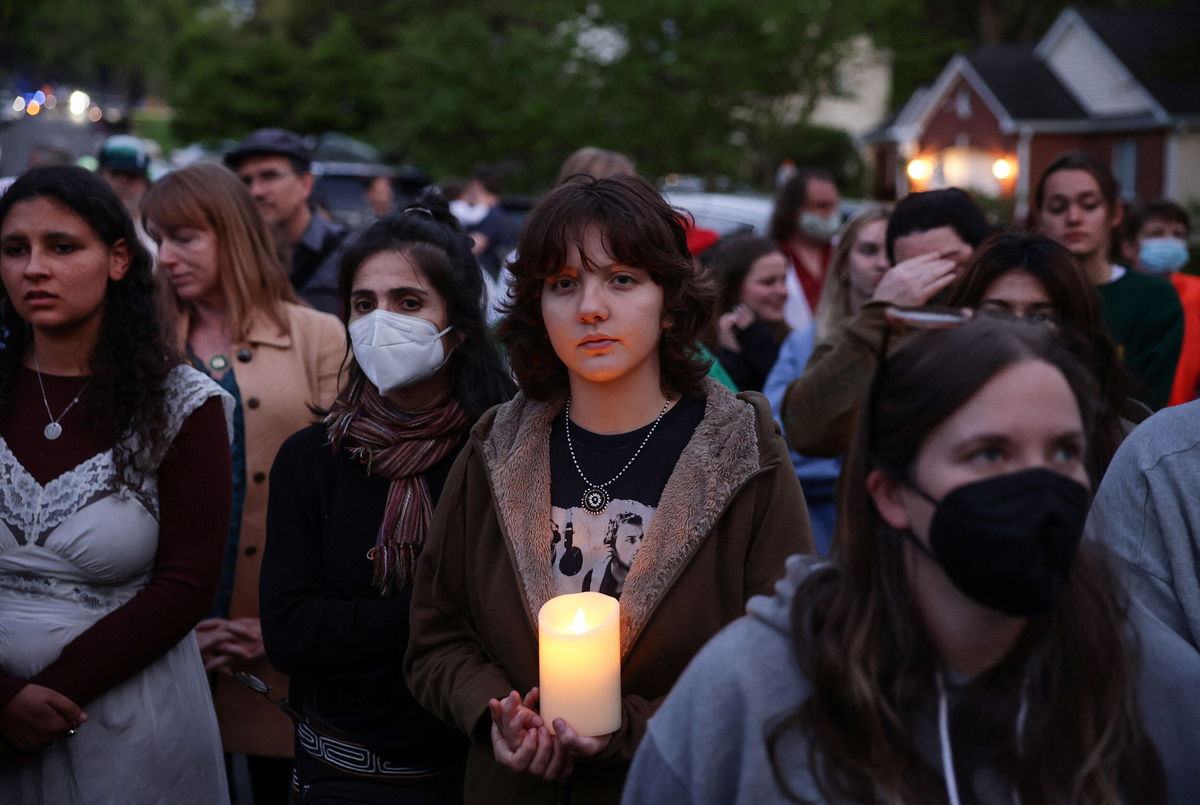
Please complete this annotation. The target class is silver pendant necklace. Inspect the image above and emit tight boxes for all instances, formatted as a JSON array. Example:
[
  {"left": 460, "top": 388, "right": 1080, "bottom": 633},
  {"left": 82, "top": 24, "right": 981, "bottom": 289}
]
[
  {"left": 33, "top": 354, "right": 88, "bottom": 441},
  {"left": 564, "top": 395, "right": 671, "bottom": 515}
]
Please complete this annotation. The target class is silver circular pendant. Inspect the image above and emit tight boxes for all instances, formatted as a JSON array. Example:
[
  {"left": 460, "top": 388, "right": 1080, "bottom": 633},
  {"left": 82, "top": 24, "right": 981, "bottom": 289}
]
[
  {"left": 581, "top": 487, "right": 609, "bottom": 515},
  {"left": 44, "top": 422, "right": 63, "bottom": 440}
]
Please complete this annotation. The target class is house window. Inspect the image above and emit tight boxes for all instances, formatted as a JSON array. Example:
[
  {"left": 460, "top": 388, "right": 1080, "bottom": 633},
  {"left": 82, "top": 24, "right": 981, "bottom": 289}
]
[
  {"left": 1113, "top": 139, "right": 1138, "bottom": 198},
  {"left": 956, "top": 88, "right": 972, "bottom": 120}
]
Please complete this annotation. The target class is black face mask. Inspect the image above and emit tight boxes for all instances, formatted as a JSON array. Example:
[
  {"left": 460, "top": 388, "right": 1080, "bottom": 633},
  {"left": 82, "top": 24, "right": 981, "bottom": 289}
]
[{"left": 905, "top": 468, "right": 1090, "bottom": 617}]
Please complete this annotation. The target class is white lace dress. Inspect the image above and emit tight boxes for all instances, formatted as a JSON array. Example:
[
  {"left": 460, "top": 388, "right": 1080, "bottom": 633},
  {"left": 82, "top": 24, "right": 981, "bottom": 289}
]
[{"left": 0, "top": 366, "right": 233, "bottom": 805}]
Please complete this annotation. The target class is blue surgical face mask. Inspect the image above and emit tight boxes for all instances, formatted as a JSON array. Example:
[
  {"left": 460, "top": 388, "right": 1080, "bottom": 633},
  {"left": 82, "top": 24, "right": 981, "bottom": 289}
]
[{"left": 1139, "top": 237, "right": 1189, "bottom": 274}]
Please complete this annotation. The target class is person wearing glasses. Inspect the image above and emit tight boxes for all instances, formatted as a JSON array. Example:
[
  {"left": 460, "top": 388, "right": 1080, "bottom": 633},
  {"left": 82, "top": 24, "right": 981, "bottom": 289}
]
[
  {"left": 624, "top": 314, "right": 1200, "bottom": 804},
  {"left": 404, "top": 175, "right": 813, "bottom": 804},
  {"left": 947, "top": 230, "right": 1146, "bottom": 483},
  {"left": 260, "top": 199, "right": 515, "bottom": 802}
]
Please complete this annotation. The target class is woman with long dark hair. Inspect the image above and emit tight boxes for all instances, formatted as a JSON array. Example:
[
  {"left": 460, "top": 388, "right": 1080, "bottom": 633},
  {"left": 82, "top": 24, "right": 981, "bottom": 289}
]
[
  {"left": 260, "top": 200, "right": 515, "bottom": 802},
  {"left": 0, "top": 167, "right": 233, "bottom": 801},
  {"left": 625, "top": 315, "right": 1200, "bottom": 804},
  {"left": 948, "top": 230, "right": 1145, "bottom": 481},
  {"left": 708, "top": 234, "right": 790, "bottom": 392}
]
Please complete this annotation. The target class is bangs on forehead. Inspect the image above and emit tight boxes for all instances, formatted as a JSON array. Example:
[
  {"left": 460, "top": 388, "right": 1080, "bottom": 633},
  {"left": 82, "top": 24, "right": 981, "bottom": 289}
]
[
  {"left": 143, "top": 182, "right": 212, "bottom": 235},
  {"left": 522, "top": 192, "right": 687, "bottom": 280}
]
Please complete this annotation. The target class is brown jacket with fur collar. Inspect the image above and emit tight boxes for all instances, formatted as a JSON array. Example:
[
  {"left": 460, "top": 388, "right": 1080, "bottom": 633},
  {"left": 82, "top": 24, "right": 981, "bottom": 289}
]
[{"left": 405, "top": 379, "right": 813, "bottom": 804}]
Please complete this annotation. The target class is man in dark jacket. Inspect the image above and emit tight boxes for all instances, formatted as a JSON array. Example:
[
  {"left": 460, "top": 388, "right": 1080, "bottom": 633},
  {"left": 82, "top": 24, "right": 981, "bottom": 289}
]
[{"left": 226, "top": 128, "right": 347, "bottom": 314}]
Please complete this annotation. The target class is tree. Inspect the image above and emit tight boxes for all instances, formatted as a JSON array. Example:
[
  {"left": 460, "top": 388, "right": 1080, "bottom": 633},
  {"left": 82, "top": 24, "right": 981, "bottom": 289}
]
[
  {"left": 364, "top": 0, "right": 884, "bottom": 190},
  {"left": 167, "top": 12, "right": 305, "bottom": 143},
  {"left": 0, "top": 0, "right": 208, "bottom": 103}
]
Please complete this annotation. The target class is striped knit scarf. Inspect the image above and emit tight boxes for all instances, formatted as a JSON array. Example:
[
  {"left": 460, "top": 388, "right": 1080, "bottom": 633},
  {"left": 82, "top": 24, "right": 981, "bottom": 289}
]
[{"left": 325, "top": 376, "right": 469, "bottom": 595}]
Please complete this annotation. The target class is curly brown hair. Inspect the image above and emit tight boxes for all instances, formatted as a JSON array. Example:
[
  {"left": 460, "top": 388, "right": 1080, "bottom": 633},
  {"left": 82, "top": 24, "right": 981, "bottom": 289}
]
[{"left": 497, "top": 174, "right": 717, "bottom": 400}]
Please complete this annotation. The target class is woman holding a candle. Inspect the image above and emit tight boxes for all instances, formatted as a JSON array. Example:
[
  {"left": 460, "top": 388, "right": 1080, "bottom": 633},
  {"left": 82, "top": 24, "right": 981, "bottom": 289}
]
[
  {"left": 623, "top": 315, "right": 1200, "bottom": 804},
  {"left": 260, "top": 200, "right": 515, "bottom": 802},
  {"left": 405, "top": 174, "right": 813, "bottom": 803}
]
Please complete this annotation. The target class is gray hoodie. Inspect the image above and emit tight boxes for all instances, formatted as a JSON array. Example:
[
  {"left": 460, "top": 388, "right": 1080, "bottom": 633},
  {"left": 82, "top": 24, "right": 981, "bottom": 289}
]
[
  {"left": 1086, "top": 399, "right": 1200, "bottom": 650},
  {"left": 622, "top": 554, "right": 1200, "bottom": 804}
]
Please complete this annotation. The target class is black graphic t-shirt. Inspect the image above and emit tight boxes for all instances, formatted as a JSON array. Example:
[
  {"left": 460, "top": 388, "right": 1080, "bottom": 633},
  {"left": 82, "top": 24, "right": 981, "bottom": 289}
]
[{"left": 549, "top": 395, "right": 705, "bottom": 599}]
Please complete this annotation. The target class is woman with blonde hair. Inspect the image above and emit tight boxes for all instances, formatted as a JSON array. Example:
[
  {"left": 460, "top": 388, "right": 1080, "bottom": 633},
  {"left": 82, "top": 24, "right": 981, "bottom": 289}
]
[
  {"left": 811, "top": 206, "right": 891, "bottom": 342},
  {"left": 142, "top": 163, "right": 345, "bottom": 803},
  {"left": 763, "top": 207, "right": 890, "bottom": 553},
  {"left": 554, "top": 147, "right": 635, "bottom": 186}
]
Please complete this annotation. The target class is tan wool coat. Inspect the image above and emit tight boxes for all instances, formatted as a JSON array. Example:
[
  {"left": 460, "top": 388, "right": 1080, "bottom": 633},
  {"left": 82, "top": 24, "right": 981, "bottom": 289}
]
[
  {"left": 183, "top": 302, "right": 346, "bottom": 757},
  {"left": 405, "top": 378, "right": 814, "bottom": 804}
]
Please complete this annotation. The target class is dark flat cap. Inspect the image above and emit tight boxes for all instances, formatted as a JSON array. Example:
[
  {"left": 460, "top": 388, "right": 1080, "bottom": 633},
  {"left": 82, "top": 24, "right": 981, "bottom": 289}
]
[{"left": 224, "top": 128, "right": 311, "bottom": 171}]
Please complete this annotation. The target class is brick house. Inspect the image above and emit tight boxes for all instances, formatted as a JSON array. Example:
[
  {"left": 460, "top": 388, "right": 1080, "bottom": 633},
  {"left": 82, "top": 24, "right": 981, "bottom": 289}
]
[{"left": 867, "top": 6, "right": 1200, "bottom": 220}]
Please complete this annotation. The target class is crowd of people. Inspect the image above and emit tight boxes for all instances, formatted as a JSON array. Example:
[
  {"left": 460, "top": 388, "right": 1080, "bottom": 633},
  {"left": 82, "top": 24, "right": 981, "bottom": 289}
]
[{"left": 0, "top": 127, "right": 1198, "bottom": 805}]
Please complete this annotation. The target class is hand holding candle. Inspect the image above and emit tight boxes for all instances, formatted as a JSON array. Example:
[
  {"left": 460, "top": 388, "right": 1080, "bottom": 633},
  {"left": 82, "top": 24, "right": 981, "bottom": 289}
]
[
  {"left": 489, "top": 689, "right": 575, "bottom": 781},
  {"left": 538, "top": 592, "right": 621, "bottom": 738}
]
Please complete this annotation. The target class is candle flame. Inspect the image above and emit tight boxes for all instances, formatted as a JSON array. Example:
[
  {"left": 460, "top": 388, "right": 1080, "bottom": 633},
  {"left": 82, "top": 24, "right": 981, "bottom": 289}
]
[{"left": 568, "top": 607, "right": 588, "bottom": 633}]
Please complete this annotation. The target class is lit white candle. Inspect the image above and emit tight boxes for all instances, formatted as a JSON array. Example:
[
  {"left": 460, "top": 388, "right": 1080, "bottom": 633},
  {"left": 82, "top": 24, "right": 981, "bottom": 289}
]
[{"left": 538, "top": 592, "right": 621, "bottom": 737}]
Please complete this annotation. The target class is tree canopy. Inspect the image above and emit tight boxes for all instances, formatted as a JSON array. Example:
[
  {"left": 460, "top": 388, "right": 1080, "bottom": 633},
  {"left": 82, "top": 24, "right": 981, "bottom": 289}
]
[{"left": 0, "top": 0, "right": 1177, "bottom": 192}]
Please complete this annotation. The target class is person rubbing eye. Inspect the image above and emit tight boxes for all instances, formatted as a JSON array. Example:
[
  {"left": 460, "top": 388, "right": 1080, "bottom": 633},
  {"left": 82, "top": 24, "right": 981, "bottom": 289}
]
[{"left": 779, "top": 189, "right": 991, "bottom": 462}]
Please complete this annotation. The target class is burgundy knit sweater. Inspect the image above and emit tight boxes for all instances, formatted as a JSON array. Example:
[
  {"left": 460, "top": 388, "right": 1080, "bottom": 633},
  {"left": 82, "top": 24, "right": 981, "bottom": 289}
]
[{"left": 0, "top": 367, "right": 231, "bottom": 711}]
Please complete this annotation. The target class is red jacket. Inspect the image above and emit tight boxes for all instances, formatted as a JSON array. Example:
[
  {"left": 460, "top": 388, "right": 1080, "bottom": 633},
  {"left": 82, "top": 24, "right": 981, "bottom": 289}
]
[{"left": 1168, "top": 273, "right": 1200, "bottom": 406}]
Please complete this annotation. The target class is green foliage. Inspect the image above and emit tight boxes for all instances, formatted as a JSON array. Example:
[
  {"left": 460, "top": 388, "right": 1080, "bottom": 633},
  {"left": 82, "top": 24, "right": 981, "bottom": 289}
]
[
  {"left": 290, "top": 16, "right": 377, "bottom": 135},
  {"left": 4, "top": 0, "right": 1186, "bottom": 193},
  {"left": 151, "top": 0, "right": 892, "bottom": 192},
  {"left": 369, "top": 8, "right": 581, "bottom": 190},
  {"left": 130, "top": 109, "right": 179, "bottom": 154},
  {"left": 0, "top": 0, "right": 207, "bottom": 101},
  {"left": 746, "top": 122, "right": 866, "bottom": 197},
  {"left": 167, "top": 13, "right": 305, "bottom": 143}
]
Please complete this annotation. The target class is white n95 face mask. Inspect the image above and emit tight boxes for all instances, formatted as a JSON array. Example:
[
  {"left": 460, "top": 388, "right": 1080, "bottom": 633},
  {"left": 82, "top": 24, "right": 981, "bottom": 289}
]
[
  {"left": 348, "top": 310, "right": 454, "bottom": 395},
  {"left": 798, "top": 211, "right": 841, "bottom": 242}
]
